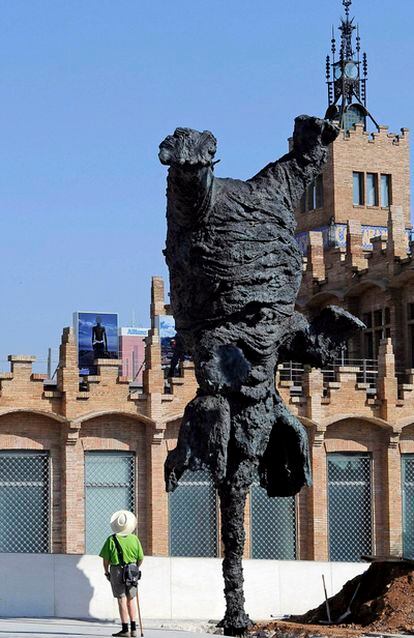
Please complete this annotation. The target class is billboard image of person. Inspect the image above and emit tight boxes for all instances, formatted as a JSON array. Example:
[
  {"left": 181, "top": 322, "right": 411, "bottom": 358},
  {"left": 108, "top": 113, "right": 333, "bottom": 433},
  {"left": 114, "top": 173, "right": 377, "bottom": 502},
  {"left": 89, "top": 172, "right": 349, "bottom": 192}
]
[{"left": 74, "top": 311, "right": 119, "bottom": 375}]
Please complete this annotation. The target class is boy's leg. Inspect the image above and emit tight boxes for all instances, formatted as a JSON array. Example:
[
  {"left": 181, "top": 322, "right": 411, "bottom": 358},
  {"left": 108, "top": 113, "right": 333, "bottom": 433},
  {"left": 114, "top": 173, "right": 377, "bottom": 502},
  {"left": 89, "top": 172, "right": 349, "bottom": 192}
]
[
  {"left": 117, "top": 596, "right": 129, "bottom": 624},
  {"left": 127, "top": 595, "right": 137, "bottom": 620}
]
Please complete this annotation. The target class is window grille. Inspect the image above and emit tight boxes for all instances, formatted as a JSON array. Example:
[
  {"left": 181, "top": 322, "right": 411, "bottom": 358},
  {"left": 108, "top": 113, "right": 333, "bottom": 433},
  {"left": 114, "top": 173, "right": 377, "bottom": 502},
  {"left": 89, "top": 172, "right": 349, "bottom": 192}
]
[
  {"left": 169, "top": 469, "right": 217, "bottom": 557},
  {"left": 85, "top": 452, "right": 135, "bottom": 555},
  {"left": 402, "top": 455, "right": 414, "bottom": 559},
  {"left": 251, "top": 482, "right": 296, "bottom": 559},
  {"left": 327, "top": 453, "right": 372, "bottom": 561},
  {"left": 0, "top": 451, "right": 50, "bottom": 553}
]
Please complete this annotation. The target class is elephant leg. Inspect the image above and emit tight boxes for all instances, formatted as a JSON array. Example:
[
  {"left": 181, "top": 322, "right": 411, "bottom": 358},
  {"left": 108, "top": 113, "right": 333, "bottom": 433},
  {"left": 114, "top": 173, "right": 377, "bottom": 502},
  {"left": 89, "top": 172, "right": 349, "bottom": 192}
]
[
  {"left": 218, "top": 475, "right": 252, "bottom": 636},
  {"left": 165, "top": 394, "right": 231, "bottom": 491}
]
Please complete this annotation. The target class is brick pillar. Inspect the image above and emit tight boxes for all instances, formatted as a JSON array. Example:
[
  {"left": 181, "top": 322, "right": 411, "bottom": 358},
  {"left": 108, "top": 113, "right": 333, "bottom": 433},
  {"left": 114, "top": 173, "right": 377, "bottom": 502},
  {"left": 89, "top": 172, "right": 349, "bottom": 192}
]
[
  {"left": 146, "top": 424, "right": 169, "bottom": 556},
  {"left": 61, "top": 425, "right": 84, "bottom": 553},
  {"left": 144, "top": 276, "right": 166, "bottom": 395},
  {"left": 307, "top": 232, "right": 325, "bottom": 282},
  {"left": 57, "top": 327, "right": 79, "bottom": 419},
  {"left": 303, "top": 367, "right": 323, "bottom": 422},
  {"left": 388, "top": 289, "right": 405, "bottom": 370},
  {"left": 345, "top": 219, "right": 366, "bottom": 271},
  {"left": 384, "top": 432, "right": 402, "bottom": 556},
  {"left": 311, "top": 432, "right": 329, "bottom": 560},
  {"left": 150, "top": 276, "right": 166, "bottom": 327},
  {"left": 96, "top": 358, "right": 122, "bottom": 381},
  {"left": 143, "top": 331, "right": 164, "bottom": 394},
  {"left": 377, "top": 338, "right": 398, "bottom": 423},
  {"left": 387, "top": 205, "right": 407, "bottom": 260},
  {"left": 8, "top": 354, "right": 36, "bottom": 375},
  {"left": 346, "top": 296, "right": 362, "bottom": 358}
]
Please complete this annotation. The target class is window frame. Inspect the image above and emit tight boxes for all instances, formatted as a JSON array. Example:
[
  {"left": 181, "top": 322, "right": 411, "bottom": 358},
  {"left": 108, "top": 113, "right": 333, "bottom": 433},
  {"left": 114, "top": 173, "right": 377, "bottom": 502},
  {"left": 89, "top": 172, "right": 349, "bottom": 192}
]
[
  {"left": 353, "top": 171, "right": 364, "bottom": 206},
  {"left": 366, "top": 172, "right": 379, "bottom": 207},
  {"left": 380, "top": 174, "right": 392, "bottom": 208}
]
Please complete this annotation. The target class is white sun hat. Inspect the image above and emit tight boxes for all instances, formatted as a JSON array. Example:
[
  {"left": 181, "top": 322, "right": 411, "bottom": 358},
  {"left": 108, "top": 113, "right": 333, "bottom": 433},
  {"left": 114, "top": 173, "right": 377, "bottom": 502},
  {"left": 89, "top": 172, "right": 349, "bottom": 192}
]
[{"left": 110, "top": 510, "right": 137, "bottom": 536}]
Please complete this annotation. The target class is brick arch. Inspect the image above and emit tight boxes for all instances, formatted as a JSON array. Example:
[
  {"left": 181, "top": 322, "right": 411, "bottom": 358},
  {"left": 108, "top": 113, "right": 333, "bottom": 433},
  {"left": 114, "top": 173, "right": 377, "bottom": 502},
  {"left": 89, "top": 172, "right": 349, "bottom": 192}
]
[
  {"left": 0, "top": 407, "right": 66, "bottom": 424},
  {"left": 73, "top": 409, "right": 153, "bottom": 428},
  {"left": 322, "top": 414, "right": 392, "bottom": 431},
  {"left": 324, "top": 416, "right": 390, "bottom": 451},
  {"left": 0, "top": 410, "right": 64, "bottom": 552},
  {"left": 78, "top": 412, "right": 149, "bottom": 552},
  {"left": 304, "top": 291, "right": 343, "bottom": 312},
  {"left": 399, "top": 421, "right": 414, "bottom": 454},
  {"left": 344, "top": 278, "right": 388, "bottom": 298},
  {"left": 0, "top": 409, "right": 64, "bottom": 449}
]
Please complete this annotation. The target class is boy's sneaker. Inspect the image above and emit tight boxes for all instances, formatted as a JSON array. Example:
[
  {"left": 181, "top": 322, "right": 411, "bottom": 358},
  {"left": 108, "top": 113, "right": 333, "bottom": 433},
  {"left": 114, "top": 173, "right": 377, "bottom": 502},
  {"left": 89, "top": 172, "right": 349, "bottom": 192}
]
[{"left": 112, "top": 631, "right": 129, "bottom": 637}]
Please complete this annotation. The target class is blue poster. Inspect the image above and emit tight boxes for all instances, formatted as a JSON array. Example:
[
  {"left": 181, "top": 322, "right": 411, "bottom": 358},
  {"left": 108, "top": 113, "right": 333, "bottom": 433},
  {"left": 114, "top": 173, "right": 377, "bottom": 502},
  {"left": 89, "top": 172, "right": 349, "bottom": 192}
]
[{"left": 74, "top": 311, "right": 119, "bottom": 375}]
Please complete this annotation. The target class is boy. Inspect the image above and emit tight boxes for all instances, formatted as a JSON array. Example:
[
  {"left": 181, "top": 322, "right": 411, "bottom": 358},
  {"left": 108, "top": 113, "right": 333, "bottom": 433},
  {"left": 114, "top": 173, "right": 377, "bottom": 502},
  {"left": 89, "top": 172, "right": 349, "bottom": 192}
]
[{"left": 100, "top": 510, "right": 144, "bottom": 637}]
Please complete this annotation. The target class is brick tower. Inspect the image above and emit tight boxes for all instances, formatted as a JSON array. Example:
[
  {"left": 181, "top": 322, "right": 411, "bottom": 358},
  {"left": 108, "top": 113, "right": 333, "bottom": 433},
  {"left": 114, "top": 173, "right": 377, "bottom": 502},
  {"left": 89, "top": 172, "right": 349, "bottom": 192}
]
[{"left": 295, "top": 0, "right": 412, "bottom": 367}]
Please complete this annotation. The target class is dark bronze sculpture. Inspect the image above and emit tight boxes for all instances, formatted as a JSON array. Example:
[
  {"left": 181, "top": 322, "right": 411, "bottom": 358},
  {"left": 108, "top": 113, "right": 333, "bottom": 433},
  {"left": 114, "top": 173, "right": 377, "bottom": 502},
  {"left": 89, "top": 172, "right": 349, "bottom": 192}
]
[{"left": 159, "top": 116, "right": 364, "bottom": 636}]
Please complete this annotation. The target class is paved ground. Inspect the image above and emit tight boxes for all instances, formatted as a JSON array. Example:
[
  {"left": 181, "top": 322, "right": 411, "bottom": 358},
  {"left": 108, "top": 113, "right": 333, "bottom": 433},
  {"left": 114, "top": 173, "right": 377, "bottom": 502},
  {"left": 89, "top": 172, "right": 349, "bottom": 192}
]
[{"left": 0, "top": 618, "right": 219, "bottom": 638}]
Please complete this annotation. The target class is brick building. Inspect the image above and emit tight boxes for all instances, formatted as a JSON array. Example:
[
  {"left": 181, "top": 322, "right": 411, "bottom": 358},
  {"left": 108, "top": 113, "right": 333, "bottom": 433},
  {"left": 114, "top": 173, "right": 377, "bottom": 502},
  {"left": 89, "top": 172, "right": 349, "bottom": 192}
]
[{"left": 1, "top": 0, "right": 414, "bottom": 564}]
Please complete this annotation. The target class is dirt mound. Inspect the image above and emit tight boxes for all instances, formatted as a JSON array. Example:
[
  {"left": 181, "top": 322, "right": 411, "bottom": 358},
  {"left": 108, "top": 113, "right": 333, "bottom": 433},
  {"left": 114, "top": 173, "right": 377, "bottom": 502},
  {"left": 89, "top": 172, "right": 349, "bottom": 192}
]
[{"left": 253, "top": 561, "right": 414, "bottom": 637}]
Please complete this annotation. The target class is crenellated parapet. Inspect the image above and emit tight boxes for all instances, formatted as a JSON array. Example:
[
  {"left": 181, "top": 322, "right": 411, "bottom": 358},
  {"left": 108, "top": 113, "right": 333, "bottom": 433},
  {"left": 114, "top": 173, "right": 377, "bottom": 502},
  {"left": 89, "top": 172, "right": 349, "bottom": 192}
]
[{"left": 298, "top": 204, "right": 413, "bottom": 311}]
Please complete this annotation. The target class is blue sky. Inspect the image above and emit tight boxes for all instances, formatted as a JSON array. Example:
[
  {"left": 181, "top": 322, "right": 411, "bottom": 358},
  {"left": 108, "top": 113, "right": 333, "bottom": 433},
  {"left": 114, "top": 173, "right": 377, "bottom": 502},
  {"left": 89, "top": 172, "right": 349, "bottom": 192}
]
[{"left": 0, "top": 0, "right": 412, "bottom": 368}]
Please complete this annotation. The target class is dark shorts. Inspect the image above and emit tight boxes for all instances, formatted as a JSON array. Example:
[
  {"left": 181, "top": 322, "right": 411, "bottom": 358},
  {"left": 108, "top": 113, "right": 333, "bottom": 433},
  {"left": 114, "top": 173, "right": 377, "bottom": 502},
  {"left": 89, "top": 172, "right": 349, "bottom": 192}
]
[{"left": 110, "top": 565, "right": 137, "bottom": 599}]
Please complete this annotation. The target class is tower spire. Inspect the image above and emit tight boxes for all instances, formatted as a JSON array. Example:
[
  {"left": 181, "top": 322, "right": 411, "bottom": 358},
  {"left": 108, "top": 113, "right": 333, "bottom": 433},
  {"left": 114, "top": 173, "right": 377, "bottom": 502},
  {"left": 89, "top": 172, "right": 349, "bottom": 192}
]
[{"left": 325, "top": 0, "right": 379, "bottom": 131}]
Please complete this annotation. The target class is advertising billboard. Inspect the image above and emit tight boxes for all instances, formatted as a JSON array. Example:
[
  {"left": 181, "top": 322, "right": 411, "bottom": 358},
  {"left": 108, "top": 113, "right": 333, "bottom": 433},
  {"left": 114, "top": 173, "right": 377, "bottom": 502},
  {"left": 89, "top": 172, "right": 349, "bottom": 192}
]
[{"left": 74, "top": 311, "right": 119, "bottom": 375}]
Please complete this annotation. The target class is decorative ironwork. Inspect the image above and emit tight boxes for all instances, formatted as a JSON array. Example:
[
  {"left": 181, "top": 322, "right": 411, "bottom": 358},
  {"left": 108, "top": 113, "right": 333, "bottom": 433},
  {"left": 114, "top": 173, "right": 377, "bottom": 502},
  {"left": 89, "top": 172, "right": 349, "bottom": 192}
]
[
  {"left": 325, "top": 0, "right": 379, "bottom": 131},
  {"left": 0, "top": 451, "right": 50, "bottom": 553}
]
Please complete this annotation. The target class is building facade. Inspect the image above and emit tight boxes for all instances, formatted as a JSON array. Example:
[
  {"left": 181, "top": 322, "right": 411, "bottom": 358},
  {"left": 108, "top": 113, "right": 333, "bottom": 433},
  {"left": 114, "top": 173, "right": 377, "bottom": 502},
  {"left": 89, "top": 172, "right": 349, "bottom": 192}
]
[{"left": 1, "top": 0, "right": 414, "bottom": 564}]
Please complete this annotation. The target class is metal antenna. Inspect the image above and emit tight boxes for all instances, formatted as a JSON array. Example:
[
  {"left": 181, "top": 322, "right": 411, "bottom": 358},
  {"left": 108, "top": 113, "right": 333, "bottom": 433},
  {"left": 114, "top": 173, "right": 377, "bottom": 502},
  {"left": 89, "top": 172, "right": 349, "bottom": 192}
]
[{"left": 331, "top": 25, "right": 336, "bottom": 57}]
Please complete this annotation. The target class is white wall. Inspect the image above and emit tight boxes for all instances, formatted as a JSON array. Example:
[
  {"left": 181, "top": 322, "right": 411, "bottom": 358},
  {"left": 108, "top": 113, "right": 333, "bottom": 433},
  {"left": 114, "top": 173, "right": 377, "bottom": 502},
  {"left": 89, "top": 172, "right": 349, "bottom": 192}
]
[{"left": 0, "top": 554, "right": 368, "bottom": 620}]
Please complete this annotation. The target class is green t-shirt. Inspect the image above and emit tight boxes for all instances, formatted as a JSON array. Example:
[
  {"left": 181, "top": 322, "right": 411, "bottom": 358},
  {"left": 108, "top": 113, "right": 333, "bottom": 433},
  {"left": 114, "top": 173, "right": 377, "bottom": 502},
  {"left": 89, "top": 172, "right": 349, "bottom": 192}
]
[{"left": 99, "top": 534, "right": 144, "bottom": 565}]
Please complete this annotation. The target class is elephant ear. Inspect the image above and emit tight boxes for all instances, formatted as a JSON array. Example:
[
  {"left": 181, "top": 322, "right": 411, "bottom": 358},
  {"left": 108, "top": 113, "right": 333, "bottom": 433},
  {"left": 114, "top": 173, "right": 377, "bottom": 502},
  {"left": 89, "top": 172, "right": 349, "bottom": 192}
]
[{"left": 258, "top": 407, "right": 312, "bottom": 497}]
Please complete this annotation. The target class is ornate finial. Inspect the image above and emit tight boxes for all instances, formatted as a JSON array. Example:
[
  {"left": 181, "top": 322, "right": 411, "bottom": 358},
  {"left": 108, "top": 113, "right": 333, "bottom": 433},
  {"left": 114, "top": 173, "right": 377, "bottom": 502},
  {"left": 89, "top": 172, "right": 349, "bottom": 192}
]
[
  {"left": 343, "top": 0, "right": 352, "bottom": 17},
  {"left": 324, "top": 0, "right": 379, "bottom": 131},
  {"left": 356, "top": 24, "right": 360, "bottom": 53}
]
